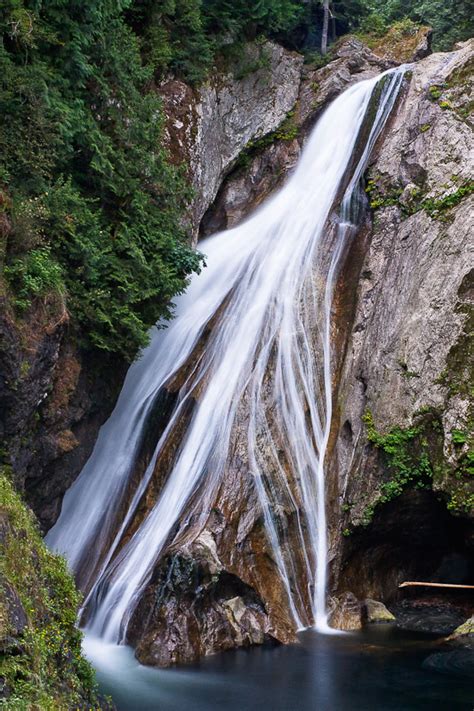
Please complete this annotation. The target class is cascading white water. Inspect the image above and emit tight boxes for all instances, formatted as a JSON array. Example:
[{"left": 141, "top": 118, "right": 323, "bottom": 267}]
[{"left": 47, "top": 67, "right": 406, "bottom": 643}]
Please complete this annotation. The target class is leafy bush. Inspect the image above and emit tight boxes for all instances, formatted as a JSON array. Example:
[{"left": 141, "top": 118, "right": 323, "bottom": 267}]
[
  {"left": 354, "top": 0, "right": 474, "bottom": 51},
  {"left": 1, "top": 0, "right": 203, "bottom": 361},
  {"left": 4, "top": 247, "right": 64, "bottom": 311}
]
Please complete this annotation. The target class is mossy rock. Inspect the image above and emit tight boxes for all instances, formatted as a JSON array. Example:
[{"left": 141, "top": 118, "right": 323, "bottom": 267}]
[
  {"left": 364, "top": 599, "right": 396, "bottom": 624},
  {"left": 448, "top": 615, "right": 474, "bottom": 640},
  {"left": 0, "top": 471, "right": 102, "bottom": 710}
]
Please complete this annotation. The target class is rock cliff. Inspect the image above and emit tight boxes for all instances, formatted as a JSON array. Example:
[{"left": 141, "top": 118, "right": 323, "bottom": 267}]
[
  {"left": 161, "top": 41, "right": 303, "bottom": 240},
  {"left": 121, "top": 38, "right": 473, "bottom": 665},
  {"left": 329, "top": 39, "right": 474, "bottom": 600}
]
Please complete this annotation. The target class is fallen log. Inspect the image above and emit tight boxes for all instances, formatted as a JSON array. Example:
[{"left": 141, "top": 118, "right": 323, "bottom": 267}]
[{"left": 399, "top": 581, "right": 474, "bottom": 590}]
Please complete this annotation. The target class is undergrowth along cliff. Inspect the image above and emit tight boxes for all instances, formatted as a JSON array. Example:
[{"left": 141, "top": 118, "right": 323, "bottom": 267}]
[
  {"left": 0, "top": 470, "right": 102, "bottom": 710},
  {"left": 0, "top": 1, "right": 204, "bottom": 361}
]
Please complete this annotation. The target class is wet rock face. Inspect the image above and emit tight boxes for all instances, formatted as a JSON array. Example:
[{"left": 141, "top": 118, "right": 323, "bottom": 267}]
[
  {"left": 161, "top": 41, "right": 303, "bottom": 240},
  {"left": 127, "top": 538, "right": 277, "bottom": 667},
  {"left": 329, "top": 40, "right": 474, "bottom": 597},
  {"left": 0, "top": 302, "right": 126, "bottom": 531},
  {"left": 122, "top": 402, "right": 303, "bottom": 667},
  {"left": 201, "top": 38, "right": 393, "bottom": 237},
  {"left": 328, "top": 592, "right": 362, "bottom": 630}
]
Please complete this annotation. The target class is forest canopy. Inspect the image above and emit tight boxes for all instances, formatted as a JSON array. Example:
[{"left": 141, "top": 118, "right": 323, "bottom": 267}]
[{"left": 0, "top": 0, "right": 472, "bottom": 360}]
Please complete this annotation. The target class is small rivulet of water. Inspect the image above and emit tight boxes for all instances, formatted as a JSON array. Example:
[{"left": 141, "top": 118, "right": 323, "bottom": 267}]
[{"left": 47, "top": 67, "right": 407, "bottom": 646}]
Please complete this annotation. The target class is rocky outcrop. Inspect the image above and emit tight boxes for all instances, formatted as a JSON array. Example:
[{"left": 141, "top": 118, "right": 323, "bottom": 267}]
[
  {"left": 127, "top": 535, "right": 278, "bottom": 666},
  {"left": 0, "top": 299, "right": 127, "bottom": 531},
  {"left": 122, "top": 389, "right": 303, "bottom": 665},
  {"left": 161, "top": 41, "right": 303, "bottom": 239},
  {"left": 357, "top": 24, "right": 433, "bottom": 64},
  {"left": 329, "top": 39, "right": 474, "bottom": 598},
  {"left": 448, "top": 615, "right": 474, "bottom": 640},
  {"left": 328, "top": 592, "right": 363, "bottom": 630},
  {"left": 201, "top": 38, "right": 393, "bottom": 237}
]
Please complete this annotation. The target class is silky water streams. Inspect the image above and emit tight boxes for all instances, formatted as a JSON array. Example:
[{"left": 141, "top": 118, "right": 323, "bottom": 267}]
[{"left": 44, "top": 68, "right": 473, "bottom": 709}]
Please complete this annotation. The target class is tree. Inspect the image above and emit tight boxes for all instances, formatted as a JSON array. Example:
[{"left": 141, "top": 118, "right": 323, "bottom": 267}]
[{"left": 321, "top": 0, "right": 330, "bottom": 54}]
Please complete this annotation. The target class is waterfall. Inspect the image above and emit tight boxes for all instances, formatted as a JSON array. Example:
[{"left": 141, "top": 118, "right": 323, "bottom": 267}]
[{"left": 47, "top": 67, "right": 406, "bottom": 644}]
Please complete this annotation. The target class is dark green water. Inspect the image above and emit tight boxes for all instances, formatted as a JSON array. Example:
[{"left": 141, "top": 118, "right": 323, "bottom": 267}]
[{"left": 86, "top": 627, "right": 474, "bottom": 710}]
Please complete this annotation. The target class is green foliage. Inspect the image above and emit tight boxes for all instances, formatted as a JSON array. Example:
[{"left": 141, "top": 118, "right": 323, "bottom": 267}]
[
  {"left": 414, "top": 0, "right": 474, "bottom": 51},
  {"left": 421, "top": 182, "right": 474, "bottom": 218},
  {"left": 361, "top": 410, "right": 437, "bottom": 525},
  {"left": 303, "top": 49, "right": 335, "bottom": 69},
  {"left": 127, "top": 0, "right": 214, "bottom": 84},
  {"left": 366, "top": 173, "right": 473, "bottom": 221},
  {"left": 127, "top": 0, "right": 305, "bottom": 84},
  {"left": 361, "top": 403, "right": 474, "bottom": 521},
  {"left": 428, "top": 85, "right": 444, "bottom": 100},
  {"left": 447, "top": 491, "right": 474, "bottom": 514},
  {"left": 0, "top": 0, "right": 203, "bottom": 361},
  {"left": 4, "top": 247, "right": 64, "bottom": 311},
  {"left": 451, "top": 429, "right": 468, "bottom": 445},
  {"left": 365, "top": 178, "right": 402, "bottom": 210},
  {"left": 203, "top": 0, "right": 304, "bottom": 40},
  {"left": 352, "top": 0, "right": 474, "bottom": 51},
  {"left": 0, "top": 471, "right": 99, "bottom": 709}
]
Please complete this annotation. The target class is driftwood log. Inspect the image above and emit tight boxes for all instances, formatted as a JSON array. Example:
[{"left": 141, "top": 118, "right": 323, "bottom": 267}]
[{"left": 399, "top": 582, "right": 474, "bottom": 590}]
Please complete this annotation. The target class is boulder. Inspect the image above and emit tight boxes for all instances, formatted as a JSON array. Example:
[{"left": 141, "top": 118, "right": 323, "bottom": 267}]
[
  {"left": 364, "top": 599, "right": 396, "bottom": 624},
  {"left": 448, "top": 615, "right": 474, "bottom": 640},
  {"left": 329, "top": 592, "right": 363, "bottom": 630}
]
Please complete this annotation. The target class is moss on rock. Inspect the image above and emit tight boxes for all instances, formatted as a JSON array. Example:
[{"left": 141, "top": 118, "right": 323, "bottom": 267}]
[
  {"left": 359, "top": 409, "right": 440, "bottom": 526},
  {"left": 448, "top": 615, "right": 474, "bottom": 640},
  {"left": 359, "top": 397, "right": 473, "bottom": 525},
  {"left": 0, "top": 470, "right": 101, "bottom": 709}
]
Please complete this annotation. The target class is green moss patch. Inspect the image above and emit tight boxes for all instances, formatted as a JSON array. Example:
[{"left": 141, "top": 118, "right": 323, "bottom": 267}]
[
  {"left": 420, "top": 182, "right": 474, "bottom": 219},
  {"left": 0, "top": 471, "right": 100, "bottom": 710},
  {"left": 360, "top": 400, "right": 473, "bottom": 524},
  {"left": 360, "top": 410, "right": 440, "bottom": 526},
  {"left": 366, "top": 173, "right": 473, "bottom": 222}
]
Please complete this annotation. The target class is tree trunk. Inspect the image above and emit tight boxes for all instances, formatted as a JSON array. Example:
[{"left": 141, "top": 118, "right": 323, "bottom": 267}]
[{"left": 321, "top": 0, "right": 330, "bottom": 55}]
